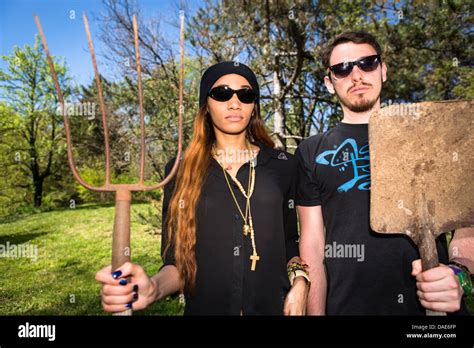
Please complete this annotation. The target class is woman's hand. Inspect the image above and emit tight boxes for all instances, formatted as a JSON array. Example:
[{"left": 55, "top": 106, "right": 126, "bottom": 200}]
[
  {"left": 95, "top": 262, "right": 157, "bottom": 312},
  {"left": 283, "top": 277, "right": 310, "bottom": 315}
]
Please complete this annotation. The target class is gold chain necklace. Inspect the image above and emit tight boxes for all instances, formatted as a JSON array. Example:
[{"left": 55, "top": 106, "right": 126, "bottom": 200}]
[{"left": 212, "top": 142, "right": 260, "bottom": 271}]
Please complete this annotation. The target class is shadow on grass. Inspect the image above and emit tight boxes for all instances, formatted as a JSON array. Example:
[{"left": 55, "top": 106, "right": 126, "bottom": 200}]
[
  {"left": 0, "top": 231, "right": 49, "bottom": 245},
  {"left": 0, "top": 203, "right": 117, "bottom": 225},
  {"left": 0, "top": 201, "right": 154, "bottom": 225}
]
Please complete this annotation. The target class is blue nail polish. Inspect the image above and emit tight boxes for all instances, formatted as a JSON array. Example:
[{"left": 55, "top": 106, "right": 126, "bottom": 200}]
[
  {"left": 125, "top": 302, "right": 132, "bottom": 309},
  {"left": 119, "top": 279, "right": 127, "bottom": 286},
  {"left": 133, "top": 284, "right": 139, "bottom": 292},
  {"left": 112, "top": 270, "right": 122, "bottom": 279}
]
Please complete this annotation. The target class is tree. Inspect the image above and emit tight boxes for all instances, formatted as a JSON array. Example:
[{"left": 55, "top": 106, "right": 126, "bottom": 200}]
[
  {"left": 0, "top": 103, "right": 28, "bottom": 215},
  {"left": 0, "top": 35, "right": 72, "bottom": 207},
  {"left": 99, "top": 0, "right": 473, "bottom": 154},
  {"left": 93, "top": 0, "right": 197, "bottom": 180},
  {"left": 188, "top": 0, "right": 323, "bottom": 149}
]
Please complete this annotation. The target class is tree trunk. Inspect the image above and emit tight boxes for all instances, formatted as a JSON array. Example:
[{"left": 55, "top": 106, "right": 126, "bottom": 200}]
[
  {"left": 33, "top": 176, "right": 43, "bottom": 207},
  {"left": 273, "top": 70, "right": 286, "bottom": 150}
]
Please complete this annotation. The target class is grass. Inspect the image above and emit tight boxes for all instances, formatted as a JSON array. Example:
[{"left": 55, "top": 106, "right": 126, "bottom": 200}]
[
  {"left": 0, "top": 203, "right": 183, "bottom": 315},
  {"left": 0, "top": 204, "right": 472, "bottom": 315}
]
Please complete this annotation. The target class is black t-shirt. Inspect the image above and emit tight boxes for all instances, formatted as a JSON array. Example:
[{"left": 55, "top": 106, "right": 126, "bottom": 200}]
[
  {"left": 295, "top": 122, "right": 467, "bottom": 315},
  {"left": 161, "top": 142, "right": 299, "bottom": 315}
]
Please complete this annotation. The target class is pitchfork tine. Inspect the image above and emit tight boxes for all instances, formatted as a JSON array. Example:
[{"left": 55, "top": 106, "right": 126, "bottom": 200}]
[
  {"left": 33, "top": 15, "right": 101, "bottom": 191},
  {"left": 83, "top": 14, "right": 111, "bottom": 186},
  {"left": 35, "top": 11, "right": 185, "bottom": 317},
  {"left": 132, "top": 15, "right": 146, "bottom": 185},
  {"left": 34, "top": 12, "right": 183, "bottom": 192}
]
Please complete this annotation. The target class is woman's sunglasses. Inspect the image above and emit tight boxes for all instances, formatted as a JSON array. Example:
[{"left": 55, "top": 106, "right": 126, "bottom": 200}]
[
  {"left": 328, "top": 54, "right": 382, "bottom": 79},
  {"left": 208, "top": 85, "right": 257, "bottom": 104}
]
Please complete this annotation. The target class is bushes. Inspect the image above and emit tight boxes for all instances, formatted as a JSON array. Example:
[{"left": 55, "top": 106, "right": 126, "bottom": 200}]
[{"left": 135, "top": 197, "right": 163, "bottom": 236}]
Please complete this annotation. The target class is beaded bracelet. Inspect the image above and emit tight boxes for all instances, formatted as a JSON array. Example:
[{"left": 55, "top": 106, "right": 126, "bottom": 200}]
[
  {"left": 448, "top": 261, "right": 473, "bottom": 297},
  {"left": 287, "top": 262, "right": 310, "bottom": 287}
]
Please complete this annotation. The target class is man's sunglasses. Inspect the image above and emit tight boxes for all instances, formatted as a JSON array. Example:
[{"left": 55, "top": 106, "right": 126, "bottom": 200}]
[
  {"left": 328, "top": 54, "right": 382, "bottom": 79},
  {"left": 208, "top": 85, "right": 257, "bottom": 104}
]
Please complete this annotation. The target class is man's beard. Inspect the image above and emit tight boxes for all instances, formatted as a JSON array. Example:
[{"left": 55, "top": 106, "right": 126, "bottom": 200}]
[
  {"left": 336, "top": 83, "right": 380, "bottom": 113},
  {"left": 340, "top": 95, "right": 378, "bottom": 112}
]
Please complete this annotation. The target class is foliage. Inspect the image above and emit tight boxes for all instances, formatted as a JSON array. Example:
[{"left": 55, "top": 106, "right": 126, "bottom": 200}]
[
  {"left": 0, "top": 35, "right": 73, "bottom": 209},
  {"left": 0, "top": 0, "right": 472, "bottom": 215}
]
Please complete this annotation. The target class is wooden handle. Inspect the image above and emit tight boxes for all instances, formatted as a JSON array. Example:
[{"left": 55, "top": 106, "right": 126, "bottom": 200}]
[
  {"left": 418, "top": 233, "right": 447, "bottom": 316},
  {"left": 112, "top": 189, "right": 132, "bottom": 316}
]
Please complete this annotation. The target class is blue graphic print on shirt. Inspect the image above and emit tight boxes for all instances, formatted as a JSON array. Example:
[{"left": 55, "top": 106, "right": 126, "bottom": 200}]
[{"left": 315, "top": 138, "right": 370, "bottom": 192}]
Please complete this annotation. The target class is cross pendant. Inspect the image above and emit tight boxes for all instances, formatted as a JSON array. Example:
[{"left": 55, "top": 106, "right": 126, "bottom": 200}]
[{"left": 250, "top": 253, "right": 260, "bottom": 271}]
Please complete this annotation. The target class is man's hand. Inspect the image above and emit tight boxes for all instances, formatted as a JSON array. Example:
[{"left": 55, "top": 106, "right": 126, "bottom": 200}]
[
  {"left": 283, "top": 277, "right": 309, "bottom": 315},
  {"left": 411, "top": 259, "right": 463, "bottom": 312}
]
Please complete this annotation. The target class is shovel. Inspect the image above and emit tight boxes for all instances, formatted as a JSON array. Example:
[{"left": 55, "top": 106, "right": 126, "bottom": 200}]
[{"left": 369, "top": 100, "right": 474, "bottom": 316}]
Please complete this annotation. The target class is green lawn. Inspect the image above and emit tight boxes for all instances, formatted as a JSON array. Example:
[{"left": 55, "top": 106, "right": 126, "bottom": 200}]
[
  {"left": 0, "top": 204, "right": 472, "bottom": 315},
  {"left": 0, "top": 203, "right": 183, "bottom": 315}
]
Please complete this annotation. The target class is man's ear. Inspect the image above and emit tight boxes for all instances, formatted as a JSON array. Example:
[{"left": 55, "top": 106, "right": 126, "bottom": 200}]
[
  {"left": 381, "top": 62, "right": 387, "bottom": 83},
  {"left": 324, "top": 75, "right": 335, "bottom": 94}
]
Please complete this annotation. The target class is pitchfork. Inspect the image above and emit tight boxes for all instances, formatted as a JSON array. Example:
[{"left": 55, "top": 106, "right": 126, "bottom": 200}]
[{"left": 34, "top": 13, "right": 184, "bottom": 315}]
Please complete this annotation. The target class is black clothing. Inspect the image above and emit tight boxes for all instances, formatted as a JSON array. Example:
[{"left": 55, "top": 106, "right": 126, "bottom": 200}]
[
  {"left": 161, "top": 143, "right": 299, "bottom": 315},
  {"left": 295, "top": 122, "right": 468, "bottom": 315}
]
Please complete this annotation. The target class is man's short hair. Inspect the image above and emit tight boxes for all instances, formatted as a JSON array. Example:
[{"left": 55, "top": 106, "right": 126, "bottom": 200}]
[{"left": 322, "top": 31, "right": 382, "bottom": 68}]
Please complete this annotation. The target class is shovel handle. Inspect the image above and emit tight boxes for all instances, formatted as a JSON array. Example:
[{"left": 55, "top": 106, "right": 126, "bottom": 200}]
[
  {"left": 419, "top": 234, "right": 447, "bottom": 316},
  {"left": 112, "top": 189, "right": 132, "bottom": 316}
]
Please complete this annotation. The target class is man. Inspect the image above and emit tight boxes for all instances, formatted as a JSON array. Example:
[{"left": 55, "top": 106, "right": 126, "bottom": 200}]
[{"left": 296, "top": 31, "right": 473, "bottom": 315}]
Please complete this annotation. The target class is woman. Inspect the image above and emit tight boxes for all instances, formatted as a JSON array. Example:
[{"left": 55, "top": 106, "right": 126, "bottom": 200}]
[{"left": 95, "top": 62, "right": 309, "bottom": 315}]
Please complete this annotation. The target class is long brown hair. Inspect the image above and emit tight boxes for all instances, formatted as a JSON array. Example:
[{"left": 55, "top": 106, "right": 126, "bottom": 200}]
[{"left": 165, "top": 103, "right": 274, "bottom": 292}]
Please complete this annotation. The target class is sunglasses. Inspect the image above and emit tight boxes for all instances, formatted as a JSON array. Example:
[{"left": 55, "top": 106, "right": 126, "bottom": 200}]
[
  {"left": 208, "top": 85, "right": 257, "bottom": 104},
  {"left": 328, "top": 54, "right": 381, "bottom": 79}
]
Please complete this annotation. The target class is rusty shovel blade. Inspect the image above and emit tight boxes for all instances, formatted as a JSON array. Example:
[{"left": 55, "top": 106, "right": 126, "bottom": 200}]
[{"left": 369, "top": 100, "right": 474, "bottom": 315}]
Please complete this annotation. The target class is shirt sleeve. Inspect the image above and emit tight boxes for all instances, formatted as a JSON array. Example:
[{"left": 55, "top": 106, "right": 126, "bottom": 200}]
[
  {"left": 295, "top": 138, "right": 322, "bottom": 206},
  {"left": 283, "top": 155, "right": 300, "bottom": 263},
  {"left": 160, "top": 157, "right": 178, "bottom": 269}
]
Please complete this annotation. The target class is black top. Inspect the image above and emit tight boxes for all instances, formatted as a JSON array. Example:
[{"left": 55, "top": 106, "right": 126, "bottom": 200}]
[
  {"left": 161, "top": 142, "right": 299, "bottom": 315},
  {"left": 295, "top": 122, "right": 468, "bottom": 315}
]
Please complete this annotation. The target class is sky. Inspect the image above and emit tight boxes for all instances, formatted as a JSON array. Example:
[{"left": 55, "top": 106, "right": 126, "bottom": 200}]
[{"left": 0, "top": 0, "right": 201, "bottom": 87}]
